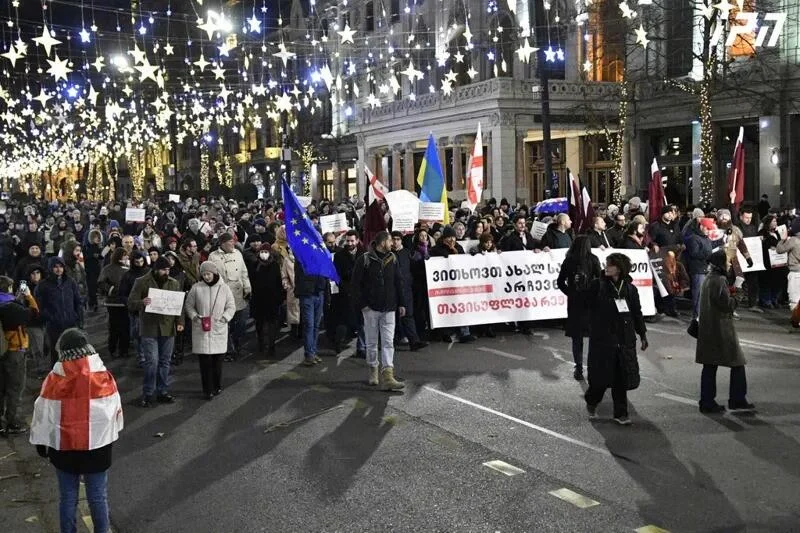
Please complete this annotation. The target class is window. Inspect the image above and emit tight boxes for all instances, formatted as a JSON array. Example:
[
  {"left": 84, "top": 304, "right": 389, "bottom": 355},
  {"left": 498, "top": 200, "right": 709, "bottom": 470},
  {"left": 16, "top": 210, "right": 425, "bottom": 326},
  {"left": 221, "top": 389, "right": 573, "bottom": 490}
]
[
  {"left": 365, "top": 1, "right": 375, "bottom": 31},
  {"left": 728, "top": 0, "right": 757, "bottom": 58},
  {"left": 666, "top": 0, "right": 693, "bottom": 77},
  {"left": 390, "top": 0, "right": 400, "bottom": 23}
]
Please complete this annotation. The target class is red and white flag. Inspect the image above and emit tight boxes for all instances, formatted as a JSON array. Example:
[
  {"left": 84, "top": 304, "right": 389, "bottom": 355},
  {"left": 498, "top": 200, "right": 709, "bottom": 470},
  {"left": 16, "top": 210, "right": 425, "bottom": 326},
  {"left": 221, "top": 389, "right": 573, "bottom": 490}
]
[
  {"left": 466, "top": 123, "right": 484, "bottom": 211},
  {"left": 365, "top": 165, "right": 389, "bottom": 205},
  {"left": 568, "top": 170, "right": 584, "bottom": 231},
  {"left": 30, "top": 355, "right": 124, "bottom": 451},
  {"left": 648, "top": 157, "right": 666, "bottom": 223},
  {"left": 581, "top": 184, "right": 595, "bottom": 233},
  {"left": 727, "top": 127, "right": 745, "bottom": 207}
]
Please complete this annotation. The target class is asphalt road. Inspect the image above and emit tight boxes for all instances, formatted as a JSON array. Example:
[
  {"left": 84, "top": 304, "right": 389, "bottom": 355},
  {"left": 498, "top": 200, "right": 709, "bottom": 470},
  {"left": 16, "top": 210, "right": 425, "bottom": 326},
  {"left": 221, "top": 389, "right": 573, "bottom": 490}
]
[{"left": 5, "top": 307, "right": 799, "bottom": 532}]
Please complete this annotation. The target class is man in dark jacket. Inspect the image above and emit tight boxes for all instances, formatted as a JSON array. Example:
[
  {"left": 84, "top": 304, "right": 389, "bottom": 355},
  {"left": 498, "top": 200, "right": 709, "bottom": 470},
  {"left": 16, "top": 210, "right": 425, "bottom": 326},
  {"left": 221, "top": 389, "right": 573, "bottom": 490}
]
[
  {"left": 500, "top": 215, "right": 538, "bottom": 251},
  {"left": 332, "top": 230, "right": 365, "bottom": 355},
  {"left": 588, "top": 216, "right": 612, "bottom": 248},
  {"left": 352, "top": 231, "right": 406, "bottom": 391},
  {"left": 429, "top": 226, "right": 476, "bottom": 343},
  {"left": 34, "top": 257, "right": 83, "bottom": 366},
  {"left": 648, "top": 206, "right": 681, "bottom": 249},
  {"left": 83, "top": 229, "right": 104, "bottom": 312},
  {"left": 684, "top": 218, "right": 716, "bottom": 320},
  {"left": 606, "top": 213, "right": 627, "bottom": 248},
  {"left": 391, "top": 231, "right": 427, "bottom": 351},
  {"left": 14, "top": 242, "right": 47, "bottom": 285},
  {"left": 294, "top": 256, "right": 330, "bottom": 367},
  {"left": 540, "top": 214, "right": 573, "bottom": 250},
  {"left": 735, "top": 207, "right": 761, "bottom": 309}
]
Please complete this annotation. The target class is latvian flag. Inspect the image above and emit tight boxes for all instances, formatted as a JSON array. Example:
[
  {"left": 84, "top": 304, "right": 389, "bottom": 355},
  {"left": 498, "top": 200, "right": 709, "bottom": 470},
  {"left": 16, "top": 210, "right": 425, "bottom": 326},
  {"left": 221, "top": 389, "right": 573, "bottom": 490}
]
[{"left": 30, "top": 354, "right": 124, "bottom": 451}]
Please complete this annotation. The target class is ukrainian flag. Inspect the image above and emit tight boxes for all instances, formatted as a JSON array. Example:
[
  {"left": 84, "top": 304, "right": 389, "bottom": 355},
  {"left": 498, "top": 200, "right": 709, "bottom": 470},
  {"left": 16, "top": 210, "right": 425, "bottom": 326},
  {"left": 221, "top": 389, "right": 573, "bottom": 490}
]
[{"left": 416, "top": 133, "right": 449, "bottom": 224}]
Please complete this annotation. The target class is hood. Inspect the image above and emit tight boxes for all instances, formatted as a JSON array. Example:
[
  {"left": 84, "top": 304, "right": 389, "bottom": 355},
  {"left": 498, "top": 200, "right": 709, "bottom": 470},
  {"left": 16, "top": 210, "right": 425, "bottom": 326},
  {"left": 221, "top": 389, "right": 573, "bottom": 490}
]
[
  {"left": 62, "top": 239, "right": 79, "bottom": 260},
  {"left": 188, "top": 218, "right": 201, "bottom": 232},
  {"left": 88, "top": 229, "right": 104, "bottom": 243}
]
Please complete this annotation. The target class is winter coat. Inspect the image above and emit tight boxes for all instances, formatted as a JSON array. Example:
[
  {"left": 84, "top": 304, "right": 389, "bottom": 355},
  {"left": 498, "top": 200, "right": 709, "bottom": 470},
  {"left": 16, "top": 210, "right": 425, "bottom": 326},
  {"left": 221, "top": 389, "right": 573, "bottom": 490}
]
[
  {"left": 332, "top": 249, "right": 363, "bottom": 325},
  {"left": 695, "top": 270, "right": 745, "bottom": 367},
  {"left": 177, "top": 251, "right": 200, "bottom": 291},
  {"left": 118, "top": 266, "right": 148, "bottom": 308},
  {"left": 34, "top": 275, "right": 83, "bottom": 331},
  {"left": 62, "top": 240, "right": 88, "bottom": 304},
  {"left": 648, "top": 220, "right": 680, "bottom": 247},
  {"left": 184, "top": 279, "right": 236, "bottom": 354},
  {"left": 97, "top": 263, "right": 129, "bottom": 307},
  {"left": 557, "top": 255, "right": 602, "bottom": 338},
  {"left": 588, "top": 230, "right": 612, "bottom": 249},
  {"left": 249, "top": 255, "right": 284, "bottom": 321},
  {"left": 606, "top": 225, "right": 626, "bottom": 248},
  {"left": 585, "top": 276, "right": 646, "bottom": 390},
  {"left": 776, "top": 236, "right": 800, "bottom": 273},
  {"left": 293, "top": 260, "right": 328, "bottom": 298},
  {"left": 683, "top": 226, "right": 713, "bottom": 276},
  {"left": 0, "top": 292, "right": 39, "bottom": 351},
  {"left": 82, "top": 230, "right": 104, "bottom": 276},
  {"left": 127, "top": 272, "right": 184, "bottom": 337},
  {"left": 500, "top": 231, "right": 538, "bottom": 251},
  {"left": 14, "top": 255, "right": 47, "bottom": 284},
  {"left": 208, "top": 249, "right": 251, "bottom": 311},
  {"left": 352, "top": 248, "right": 406, "bottom": 312},
  {"left": 540, "top": 226, "right": 573, "bottom": 250}
]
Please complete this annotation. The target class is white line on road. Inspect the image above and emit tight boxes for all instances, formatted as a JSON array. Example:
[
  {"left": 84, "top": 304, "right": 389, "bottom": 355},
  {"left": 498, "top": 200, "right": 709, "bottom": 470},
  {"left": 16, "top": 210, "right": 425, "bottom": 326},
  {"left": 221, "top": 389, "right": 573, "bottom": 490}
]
[
  {"left": 477, "top": 347, "right": 526, "bottom": 361},
  {"left": 423, "top": 386, "right": 611, "bottom": 456},
  {"left": 655, "top": 392, "right": 696, "bottom": 406},
  {"left": 648, "top": 325, "right": 800, "bottom": 355},
  {"left": 548, "top": 487, "right": 600, "bottom": 508},
  {"left": 483, "top": 460, "right": 525, "bottom": 476}
]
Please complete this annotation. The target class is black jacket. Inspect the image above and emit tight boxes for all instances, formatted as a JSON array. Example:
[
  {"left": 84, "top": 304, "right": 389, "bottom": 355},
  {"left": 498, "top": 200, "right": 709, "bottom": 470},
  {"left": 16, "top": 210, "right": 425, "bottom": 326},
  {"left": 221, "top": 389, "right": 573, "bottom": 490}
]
[
  {"left": 648, "top": 219, "right": 680, "bottom": 247},
  {"left": 587, "top": 230, "right": 612, "bottom": 249},
  {"left": 683, "top": 225, "right": 713, "bottom": 276},
  {"left": 606, "top": 225, "right": 626, "bottom": 248},
  {"left": 352, "top": 248, "right": 406, "bottom": 312},
  {"left": 429, "top": 242, "right": 465, "bottom": 258},
  {"left": 500, "top": 231, "right": 537, "bottom": 251},
  {"left": 293, "top": 260, "right": 328, "bottom": 297},
  {"left": 540, "top": 226, "right": 573, "bottom": 250},
  {"left": 250, "top": 254, "right": 284, "bottom": 320},
  {"left": 557, "top": 255, "right": 602, "bottom": 338},
  {"left": 33, "top": 275, "right": 83, "bottom": 331}
]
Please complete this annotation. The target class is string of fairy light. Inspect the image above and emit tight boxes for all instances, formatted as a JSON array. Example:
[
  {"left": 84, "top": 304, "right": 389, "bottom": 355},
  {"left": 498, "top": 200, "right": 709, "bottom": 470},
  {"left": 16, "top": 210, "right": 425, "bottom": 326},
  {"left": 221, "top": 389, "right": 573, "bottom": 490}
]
[{"left": 0, "top": 0, "right": 758, "bottom": 201}]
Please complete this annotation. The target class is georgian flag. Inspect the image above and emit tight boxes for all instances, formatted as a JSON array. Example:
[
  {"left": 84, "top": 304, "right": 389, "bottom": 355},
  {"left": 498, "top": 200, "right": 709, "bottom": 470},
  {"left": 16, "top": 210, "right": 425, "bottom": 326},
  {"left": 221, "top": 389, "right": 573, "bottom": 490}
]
[
  {"left": 466, "top": 123, "right": 484, "bottom": 211},
  {"left": 30, "top": 355, "right": 124, "bottom": 451},
  {"left": 365, "top": 165, "right": 389, "bottom": 205}
]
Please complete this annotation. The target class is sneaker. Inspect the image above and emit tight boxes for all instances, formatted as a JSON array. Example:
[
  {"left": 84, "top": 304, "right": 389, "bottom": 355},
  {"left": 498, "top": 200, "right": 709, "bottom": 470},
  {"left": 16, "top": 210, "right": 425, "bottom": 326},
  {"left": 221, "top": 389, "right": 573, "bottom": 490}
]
[
  {"left": 137, "top": 396, "right": 153, "bottom": 408},
  {"left": 313, "top": 355, "right": 322, "bottom": 364},
  {"left": 573, "top": 367, "right": 585, "bottom": 381},
  {"left": 459, "top": 334, "right": 477, "bottom": 343},
  {"left": 224, "top": 354, "right": 235, "bottom": 362},
  {"left": 699, "top": 403, "right": 726, "bottom": 414},
  {"left": 728, "top": 401, "right": 756, "bottom": 412},
  {"left": 586, "top": 403, "right": 597, "bottom": 419},
  {"left": 613, "top": 416, "right": 632, "bottom": 425},
  {"left": 409, "top": 341, "right": 429, "bottom": 352},
  {"left": 665, "top": 310, "right": 679, "bottom": 318},
  {"left": 156, "top": 393, "right": 176, "bottom": 404},
  {"left": 5, "top": 423, "right": 28, "bottom": 434},
  {"left": 302, "top": 357, "right": 316, "bottom": 367},
  {"left": 485, "top": 328, "right": 497, "bottom": 338}
]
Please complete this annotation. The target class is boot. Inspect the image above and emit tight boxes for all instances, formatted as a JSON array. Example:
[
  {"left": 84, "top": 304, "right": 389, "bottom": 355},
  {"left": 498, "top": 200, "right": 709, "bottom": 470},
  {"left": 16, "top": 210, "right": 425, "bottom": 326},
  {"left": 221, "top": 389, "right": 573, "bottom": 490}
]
[
  {"left": 381, "top": 367, "right": 405, "bottom": 391},
  {"left": 368, "top": 366, "right": 379, "bottom": 386}
]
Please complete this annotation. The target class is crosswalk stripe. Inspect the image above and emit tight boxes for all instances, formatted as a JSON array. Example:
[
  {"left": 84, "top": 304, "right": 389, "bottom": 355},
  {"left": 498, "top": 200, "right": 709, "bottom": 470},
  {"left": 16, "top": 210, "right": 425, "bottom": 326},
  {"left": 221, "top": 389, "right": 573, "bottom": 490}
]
[
  {"left": 635, "top": 526, "right": 670, "bottom": 533},
  {"left": 548, "top": 488, "right": 600, "bottom": 509},
  {"left": 482, "top": 460, "right": 525, "bottom": 476}
]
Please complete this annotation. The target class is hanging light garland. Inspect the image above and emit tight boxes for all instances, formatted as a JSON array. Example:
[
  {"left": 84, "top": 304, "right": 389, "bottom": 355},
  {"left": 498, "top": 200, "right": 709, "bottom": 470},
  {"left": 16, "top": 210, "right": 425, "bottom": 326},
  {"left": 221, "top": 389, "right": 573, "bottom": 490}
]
[{"left": 200, "top": 144, "right": 210, "bottom": 190}]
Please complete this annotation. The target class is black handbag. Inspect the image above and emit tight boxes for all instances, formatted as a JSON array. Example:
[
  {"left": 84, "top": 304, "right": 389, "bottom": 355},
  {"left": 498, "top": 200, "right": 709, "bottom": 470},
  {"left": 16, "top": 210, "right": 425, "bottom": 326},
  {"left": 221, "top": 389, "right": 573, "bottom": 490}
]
[{"left": 687, "top": 318, "right": 699, "bottom": 339}]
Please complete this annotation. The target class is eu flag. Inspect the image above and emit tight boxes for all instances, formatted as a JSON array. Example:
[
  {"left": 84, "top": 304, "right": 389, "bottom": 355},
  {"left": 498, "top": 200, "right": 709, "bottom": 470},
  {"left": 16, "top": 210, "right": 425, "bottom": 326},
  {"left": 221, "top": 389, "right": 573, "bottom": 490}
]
[
  {"left": 416, "top": 133, "right": 450, "bottom": 224},
  {"left": 281, "top": 179, "right": 340, "bottom": 283}
]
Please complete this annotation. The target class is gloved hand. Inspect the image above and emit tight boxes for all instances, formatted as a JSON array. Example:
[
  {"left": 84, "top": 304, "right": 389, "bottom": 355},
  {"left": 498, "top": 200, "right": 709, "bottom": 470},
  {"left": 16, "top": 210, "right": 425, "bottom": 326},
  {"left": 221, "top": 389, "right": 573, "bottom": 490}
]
[{"left": 746, "top": 257, "right": 754, "bottom": 268}]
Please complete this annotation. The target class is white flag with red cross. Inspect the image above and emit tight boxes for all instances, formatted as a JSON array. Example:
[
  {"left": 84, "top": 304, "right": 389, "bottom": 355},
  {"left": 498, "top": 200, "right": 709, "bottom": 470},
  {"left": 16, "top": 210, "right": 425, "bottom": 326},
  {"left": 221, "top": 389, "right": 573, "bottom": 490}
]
[
  {"left": 466, "top": 123, "right": 484, "bottom": 211},
  {"left": 29, "top": 355, "right": 124, "bottom": 451},
  {"left": 365, "top": 165, "right": 389, "bottom": 205}
]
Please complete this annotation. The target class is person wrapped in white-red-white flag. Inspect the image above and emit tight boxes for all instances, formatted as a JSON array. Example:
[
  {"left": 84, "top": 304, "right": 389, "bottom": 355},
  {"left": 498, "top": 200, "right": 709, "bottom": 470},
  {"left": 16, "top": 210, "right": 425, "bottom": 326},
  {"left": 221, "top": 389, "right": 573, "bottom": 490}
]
[
  {"left": 365, "top": 165, "right": 389, "bottom": 205},
  {"left": 466, "top": 123, "right": 484, "bottom": 212},
  {"left": 30, "top": 328, "right": 124, "bottom": 452}
]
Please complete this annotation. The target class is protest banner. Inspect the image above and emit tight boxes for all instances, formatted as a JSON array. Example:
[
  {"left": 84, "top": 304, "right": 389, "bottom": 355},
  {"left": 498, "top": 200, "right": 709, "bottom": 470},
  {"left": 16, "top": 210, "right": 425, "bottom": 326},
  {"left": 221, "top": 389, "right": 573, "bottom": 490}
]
[
  {"left": 457, "top": 239, "right": 479, "bottom": 253},
  {"left": 168, "top": 194, "right": 181, "bottom": 203},
  {"left": 145, "top": 288, "right": 186, "bottom": 316},
  {"left": 419, "top": 202, "right": 445, "bottom": 222},
  {"left": 531, "top": 221, "right": 549, "bottom": 241},
  {"left": 125, "top": 208, "right": 146, "bottom": 222},
  {"left": 737, "top": 237, "right": 765, "bottom": 272},
  {"left": 385, "top": 190, "right": 420, "bottom": 232},
  {"left": 769, "top": 249, "right": 788, "bottom": 268},
  {"left": 777, "top": 224, "right": 788, "bottom": 241},
  {"left": 649, "top": 252, "right": 669, "bottom": 298},
  {"left": 425, "top": 249, "right": 656, "bottom": 329},
  {"left": 320, "top": 212, "right": 350, "bottom": 233}
]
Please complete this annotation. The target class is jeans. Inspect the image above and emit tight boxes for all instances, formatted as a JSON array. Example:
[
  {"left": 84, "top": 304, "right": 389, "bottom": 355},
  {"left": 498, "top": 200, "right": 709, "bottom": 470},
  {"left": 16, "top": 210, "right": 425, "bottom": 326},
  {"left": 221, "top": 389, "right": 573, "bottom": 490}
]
[
  {"left": 362, "top": 308, "right": 396, "bottom": 368},
  {"left": 571, "top": 336, "right": 585, "bottom": 368},
  {"left": 691, "top": 274, "right": 706, "bottom": 319},
  {"left": 227, "top": 308, "right": 248, "bottom": 354},
  {"left": 55, "top": 469, "right": 109, "bottom": 533},
  {"left": 140, "top": 336, "right": 175, "bottom": 397},
  {"left": 700, "top": 364, "right": 747, "bottom": 407},
  {"left": 0, "top": 350, "right": 26, "bottom": 426},
  {"left": 300, "top": 292, "right": 324, "bottom": 358},
  {"left": 198, "top": 354, "right": 223, "bottom": 394}
]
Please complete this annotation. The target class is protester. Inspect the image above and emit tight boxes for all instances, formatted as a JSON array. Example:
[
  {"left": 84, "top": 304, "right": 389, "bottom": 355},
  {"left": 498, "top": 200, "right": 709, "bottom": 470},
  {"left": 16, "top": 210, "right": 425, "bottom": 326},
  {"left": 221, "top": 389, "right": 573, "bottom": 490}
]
[
  {"left": 209, "top": 233, "right": 252, "bottom": 361},
  {"left": 684, "top": 218, "right": 716, "bottom": 320},
  {"left": 352, "top": 231, "right": 406, "bottom": 391},
  {"left": 25, "top": 265, "right": 48, "bottom": 377},
  {"left": 540, "top": 213, "right": 572, "bottom": 249},
  {"left": 588, "top": 216, "right": 612, "bottom": 248},
  {"left": 758, "top": 215, "right": 783, "bottom": 308},
  {"left": 184, "top": 261, "right": 236, "bottom": 400},
  {"left": 97, "top": 248, "right": 130, "bottom": 358},
  {"left": 429, "top": 226, "right": 476, "bottom": 343},
  {"left": 695, "top": 250, "right": 754, "bottom": 413},
  {"left": 249, "top": 244, "right": 284, "bottom": 358},
  {"left": 34, "top": 257, "right": 83, "bottom": 365},
  {"left": 390, "top": 231, "right": 427, "bottom": 351},
  {"left": 662, "top": 251, "right": 690, "bottom": 317},
  {"left": 606, "top": 213, "right": 627, "bottom": 248},
  {"left": 735, "top": 207, "right": 761, "bottom": 310},
  {"left": 273, "top": 226, "right": 300, "bottom": 335},
  {"left": 128, "top": 257, "right": 185, "bottom": 407},
  {"left": 584, "top": 253, "right": 648, "bottom": 425},
  {"left": 294, "top": 253, "right": 329, "bottom": 367},
  {"left": 558, "top": 236, "right": 602, "bottom": 381},
  {"left": 500, "top": 214, "right": 538, "bottom": 251},
  {"left": 332, "top": 230, "right": 365, "bottom": 355},
  {"left": 62, "top": 239, "right": 88, "bottom": 307},
  {"left": 776, "top": 228, "right": 800, "bottom": 311},
  {"left": 30, "top": 328, "right": 123, "bottom": 533}
]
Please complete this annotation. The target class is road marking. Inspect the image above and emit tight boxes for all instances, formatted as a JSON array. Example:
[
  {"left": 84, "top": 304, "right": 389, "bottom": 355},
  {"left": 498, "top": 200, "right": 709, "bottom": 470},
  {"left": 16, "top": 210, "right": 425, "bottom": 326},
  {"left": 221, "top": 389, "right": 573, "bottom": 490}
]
[
  {"left": 477, "top": 347, "right": 526, "bottom": 361},
  {"left": 483, "top": 460, "right": 525, "bottom": 476},
  {"left": 645, "top": 326, "right": 681, "bottom": 336},
  {"left": 655, "top": 392, "right": 696, "bottom": 406},
  {"left": 548, "top": 488, "right": 600, "bottom": 509},
  {"left": 635, "top": 526, "right": 670, "bottom": 533},
  {"left": 423, "top": 386, "right": 611, "bottom": 456},
  {"left": 648, "top": 326, "right": 800, "bottom": 355}
]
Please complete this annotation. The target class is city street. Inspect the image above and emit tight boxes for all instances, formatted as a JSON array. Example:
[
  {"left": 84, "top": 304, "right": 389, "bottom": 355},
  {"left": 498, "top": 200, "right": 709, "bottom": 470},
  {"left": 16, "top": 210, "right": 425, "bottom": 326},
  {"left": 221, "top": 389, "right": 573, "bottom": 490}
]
[{"left": 3, "top": 307, "right": 800, "bottom": 532}]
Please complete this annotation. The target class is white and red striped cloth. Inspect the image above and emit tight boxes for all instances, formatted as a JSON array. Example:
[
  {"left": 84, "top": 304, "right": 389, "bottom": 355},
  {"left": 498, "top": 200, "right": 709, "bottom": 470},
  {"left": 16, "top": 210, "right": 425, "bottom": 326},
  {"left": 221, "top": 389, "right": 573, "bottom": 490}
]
[{"left": 30, "top": 354, "right": 124, "bottom": 451}]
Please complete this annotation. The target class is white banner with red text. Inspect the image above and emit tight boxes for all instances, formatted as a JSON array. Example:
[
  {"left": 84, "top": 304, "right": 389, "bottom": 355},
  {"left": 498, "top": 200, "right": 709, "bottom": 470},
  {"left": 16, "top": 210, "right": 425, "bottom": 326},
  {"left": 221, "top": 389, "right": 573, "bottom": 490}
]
[{"left": 425, "top": 249, "right": 656, "bottom": 329}]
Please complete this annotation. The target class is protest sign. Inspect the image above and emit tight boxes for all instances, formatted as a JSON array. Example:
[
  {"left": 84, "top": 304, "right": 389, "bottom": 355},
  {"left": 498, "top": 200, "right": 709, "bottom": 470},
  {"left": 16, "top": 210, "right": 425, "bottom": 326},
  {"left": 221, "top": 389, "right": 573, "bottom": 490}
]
[
  {"left": 531, "top": 221, "right": 549, "bottom": 241},
  {"left": 145, "top": 288, "right": 186, "bottom": 316},
  {"left": 168, "top": 194, "right": 181, "bottom": 203},
  {"left": 425, "top": 249, "right": 656, "bottom": 329},
  {"left": 649, "top": 252, "right": 669, "bottom": 297},
  {"left": 125, "top": 208, "right": 146, "bottom": 222},
  {"left": 297, "top": 196, "right": 313, "bottom": 208},
  {"left": 320, "top": 212, "right": 350, "bottom": 233},
  {"left": 737, "top": 237, "right": 765, "bottom": 272},
  {"left": 769, "top": 249, "right": 788, "bottom": 268},
  {"left": 385, "top": 190, "right": 420, "bottom": 232},
  {"left": 776, "top": 224, "right": 788, "bottom": 241},
  {"left": 419, "top": 202, "right": 445, "bottom": 222}
]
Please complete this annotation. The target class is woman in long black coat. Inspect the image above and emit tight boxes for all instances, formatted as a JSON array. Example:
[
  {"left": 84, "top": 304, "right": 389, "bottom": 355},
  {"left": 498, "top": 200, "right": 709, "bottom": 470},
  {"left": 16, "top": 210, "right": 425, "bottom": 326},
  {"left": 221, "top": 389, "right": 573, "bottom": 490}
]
[
  {"left": 557, "top": 235, "right": 602, "bottom": 381},
  {"left": 250, "top": 244, "right": 285, "bottom": 357},
  {"left": 583, "top": 253, "right": 648, "bottom": 425}
]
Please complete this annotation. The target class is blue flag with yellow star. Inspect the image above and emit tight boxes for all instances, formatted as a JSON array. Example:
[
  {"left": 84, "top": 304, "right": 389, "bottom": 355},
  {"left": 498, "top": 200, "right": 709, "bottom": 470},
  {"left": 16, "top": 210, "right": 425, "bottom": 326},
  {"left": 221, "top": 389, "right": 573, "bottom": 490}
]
[{"left": 281, "top": 179, "right": 340, "bottom": 283}]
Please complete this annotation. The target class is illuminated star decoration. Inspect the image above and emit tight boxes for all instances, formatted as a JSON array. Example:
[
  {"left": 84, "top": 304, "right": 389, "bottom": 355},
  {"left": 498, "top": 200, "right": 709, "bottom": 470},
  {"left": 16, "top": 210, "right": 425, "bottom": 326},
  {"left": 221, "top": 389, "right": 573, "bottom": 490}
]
[
  {"left": 275, "top": 92, "right": 293, "bottom": 112},
  {"left": 366, "top": 93, "right": 380, "bottom": 109},
  {"left": 247, "top": 14, "right": 262, "bottom": 34},
  {"left": 217, "top": 85, "right": 232, "bottom": 103},
  {"left": 272, "top": 42, "right": 296, "bottom": 66},
  {"left": 218, "top": 41, "right": 234, "bottom": 56},
  {"left": 454, "top": 50, "right": 465, "bottom": 63},
  {"left": 544, "top": 46, "right": 557, "bottom": 62},
  {"left": 400, "top": 60, "right": 424, "bottom": 82},
  {"left": 515, "top": 38, "right": 538, "bottom": 64},
  {"left": 337, "top": 23, "right": 356, "bottom": 44},
  {"left": 1, "top": 44, "right": 24, "bottom": 67},
  {"left": 212, "top": 64, "right": 226, "bottom": 80},
  {"left": 163, "top": 42, "right": 174, "bottom": 55},
  {"left": 634, "top": 24, "right": 650, "bottom": 48},
  {"left": 127, "top": 44, "right": 146, "bottom": 65},
  {"left": 33, "top": 88, "right": 52, "bottom": 107},
  {"left": 79, "top": 28, "right": 91, "bottom": 43},
  {"left": 467, "top": 66, "right": 478, "bottom": 79},
  {"left": 33, "top": 26, "right": 62, "bottom": 57},
  {"left": 618, "top": 1, "right": 637, "bottom": 19},
  {"left": 87, "top": 84, "right": 99, "bottom": 106},
  {"left": 46, "top": 54, "right": 72, "bottom": 82},
  {"left": 135, "top": 58, "right": 159, "bottom": 83},
  {"left": 194, "top": 53, "right": 210, "bottom": 72},
  {"left": 91, "top": 55, "right": 105, "bottom": 72},
  {"left": 197, "top": 17, "right": 218, "bottom": 40},
  {"left": 583, "top": 59, "right": 593, "bottom": 73}
]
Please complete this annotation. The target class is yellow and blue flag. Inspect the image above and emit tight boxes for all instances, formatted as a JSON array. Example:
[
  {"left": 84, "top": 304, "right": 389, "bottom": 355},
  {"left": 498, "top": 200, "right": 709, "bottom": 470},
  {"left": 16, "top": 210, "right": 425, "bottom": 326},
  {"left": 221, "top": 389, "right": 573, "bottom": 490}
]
[
  {"left": 281, "top": 179, "right": 340, "bottom": 282},
  {"left": 416, "top": 133, "right": 449, "bottom": 224}
]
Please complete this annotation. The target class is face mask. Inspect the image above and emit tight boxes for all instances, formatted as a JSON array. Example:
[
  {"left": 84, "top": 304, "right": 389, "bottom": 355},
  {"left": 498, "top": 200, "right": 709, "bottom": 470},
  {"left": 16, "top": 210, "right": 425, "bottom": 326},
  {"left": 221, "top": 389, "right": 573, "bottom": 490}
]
[{"left": 259, "top": 252, "right": 269, "bottom": 260}]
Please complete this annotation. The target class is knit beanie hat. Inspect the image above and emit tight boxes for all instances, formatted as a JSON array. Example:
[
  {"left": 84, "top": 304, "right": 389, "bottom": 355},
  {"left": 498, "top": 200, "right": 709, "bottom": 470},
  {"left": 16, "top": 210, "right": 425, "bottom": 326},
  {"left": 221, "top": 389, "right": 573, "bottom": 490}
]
[
  {"left": 441, "top": 225, "right": 457, "bottom": 240},
  {"left": 153, "top": 257, "right": 171, "bottom": 270},
  {"left": 56, "top": 328, "right": 96, "bottom": 361},
  {"left": 199, "top": 261, "right": 219, "bottom": 275}
]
